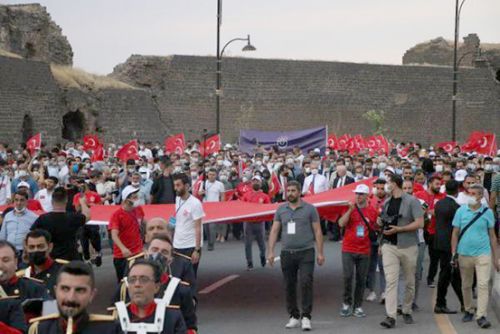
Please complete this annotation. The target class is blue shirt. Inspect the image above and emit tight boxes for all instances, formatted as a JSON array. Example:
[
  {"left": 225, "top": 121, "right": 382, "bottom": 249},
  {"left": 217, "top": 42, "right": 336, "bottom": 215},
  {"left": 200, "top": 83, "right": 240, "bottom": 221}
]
[
  {"left": 452, "top": 204, "right": 495, "bottom": 257},
  {"left": 0, "top": 209, "right": 39, "bottom": 250}
]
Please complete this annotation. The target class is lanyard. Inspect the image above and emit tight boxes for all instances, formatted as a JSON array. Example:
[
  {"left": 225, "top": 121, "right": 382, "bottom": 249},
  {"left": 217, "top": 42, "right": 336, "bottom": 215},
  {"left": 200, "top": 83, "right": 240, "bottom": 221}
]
[{"left": 176, "top": 195, "right": 190, "bottom": 215}]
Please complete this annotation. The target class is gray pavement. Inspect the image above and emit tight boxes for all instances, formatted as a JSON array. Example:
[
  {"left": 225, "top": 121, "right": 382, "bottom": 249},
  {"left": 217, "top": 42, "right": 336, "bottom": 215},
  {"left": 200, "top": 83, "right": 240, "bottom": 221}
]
[{"left": 92, "top": 240, "right": 499, "bottom": 334}]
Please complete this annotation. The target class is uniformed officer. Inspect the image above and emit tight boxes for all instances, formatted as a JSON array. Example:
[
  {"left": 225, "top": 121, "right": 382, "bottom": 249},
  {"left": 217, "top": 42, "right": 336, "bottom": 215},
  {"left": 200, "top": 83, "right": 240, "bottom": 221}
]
[
  {"left": 28, "top": 261, "right": 119, "bottom": 334},
  {"left": 18, "top": 229, "right": 68, "bottom": 297},
  {"left": 0, "top": 240, "right": 49, "bottom": 321},
  {"left": 114, "top": 235, "right": 197, "bottom": 333},
  {"left": 0, "top": 297, "right": 27, "bottom": 334},
  {"left": 115, "top": 259, "right": 186, "bottom": 334}
]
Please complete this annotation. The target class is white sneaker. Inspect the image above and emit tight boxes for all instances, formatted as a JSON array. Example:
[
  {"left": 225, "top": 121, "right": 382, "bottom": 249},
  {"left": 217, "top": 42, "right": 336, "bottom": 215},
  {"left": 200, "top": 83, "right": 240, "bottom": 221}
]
[
  {"left": 285, "top": 317, "right": 301, "bottom": 329},
  {"left": 301, "top": 317, "right": 312, "bottom": 331},
  {"left": 366, "top": 291, "right": 377, "bottom": 302},
  {"left": 379, "top": 292, "right": 386, "bottom": 304}
]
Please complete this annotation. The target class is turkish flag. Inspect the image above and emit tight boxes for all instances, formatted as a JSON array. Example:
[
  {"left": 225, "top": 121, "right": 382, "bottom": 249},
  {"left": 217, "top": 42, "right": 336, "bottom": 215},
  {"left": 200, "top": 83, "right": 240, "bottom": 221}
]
[
  {"left": 268, "top": 173, "right": 281, "bottom": 198},
  {"left": 327, "top": 134, "right": 337, "bottom": 149},
  {"left": 435, "top": 141, "right": 457, "bottom": 153},
  {"left": 165, "top": 133, "right": 185, "bottom": 154},
  {"left": 336, "top": 134, "right": 351, "bottom": 151},
  {"left": 223, "top": 189, "right": 236, "bottom": 202},
  {"left": 116, "top": 140, "right": 139, "bottom": 162},
  {"left": 83, "top": 134, "right": 101, "bottom": 151},
  {"left": 375, "top": 135, "right": 390, "bottom": 154},
  {"left": 26, "top": 133, "right": 41, "bottom": 155},
  {"left": 462, "top": 132, "right": 497, "bottom": 156},
  {"left": 199, "top": 134, "right": 221, "bottom": 156},
  {"left": 91, "top": 144, "right": 105, "bottom": 162}
]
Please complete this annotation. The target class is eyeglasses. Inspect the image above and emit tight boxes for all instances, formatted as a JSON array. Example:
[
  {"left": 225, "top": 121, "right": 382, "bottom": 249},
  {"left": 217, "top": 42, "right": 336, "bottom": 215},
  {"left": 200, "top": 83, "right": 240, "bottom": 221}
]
[{"left": 127, "top": 276, "right": 155, "bottom": 285}]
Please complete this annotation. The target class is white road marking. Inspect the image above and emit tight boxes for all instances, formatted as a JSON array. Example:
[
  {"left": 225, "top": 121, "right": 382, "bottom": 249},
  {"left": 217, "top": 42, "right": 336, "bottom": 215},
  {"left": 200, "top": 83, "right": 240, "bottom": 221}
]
[{"left": 199, "top": 274, "right": 240, "bottom": 295}]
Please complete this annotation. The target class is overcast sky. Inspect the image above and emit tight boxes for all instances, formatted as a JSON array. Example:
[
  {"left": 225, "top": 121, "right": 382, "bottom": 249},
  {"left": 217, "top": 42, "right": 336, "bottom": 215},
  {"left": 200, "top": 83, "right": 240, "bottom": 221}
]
[{"left": 3, "top": 0, "right": 499, "bottom": 74}]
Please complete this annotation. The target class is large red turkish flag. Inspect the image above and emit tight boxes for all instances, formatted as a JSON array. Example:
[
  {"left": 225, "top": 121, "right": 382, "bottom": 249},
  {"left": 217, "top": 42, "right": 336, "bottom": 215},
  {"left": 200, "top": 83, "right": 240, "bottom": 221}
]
[
  {"left": 199, "top": 134, "right": 221, "bottom": 156},
  {"left": 83, "top": 134, "right": 101, "bottom": 151},
  {"left": 462, "top": 131, "right": 497, "bottom": 155},
  {"left": 435, "top": 141, "right": 457, "bottom": 153},
  {"left": 164, "top": 133, "right": 185, "bottom": 154},
  {"left": 26, "top": 133, "right": 41, "bottom": 155},
  {"left": 116, "top": 140, "right": 139, "bottom": 162}
]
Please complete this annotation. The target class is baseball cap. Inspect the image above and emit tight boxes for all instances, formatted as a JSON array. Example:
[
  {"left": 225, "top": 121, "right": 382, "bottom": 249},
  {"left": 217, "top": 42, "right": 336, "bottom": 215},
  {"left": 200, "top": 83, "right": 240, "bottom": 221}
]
[
  {"left": 353, "top": 184, "right": 370, "bottom": 194},
  {"left": 455, "top": 169, "right": 467, "bottom": 182},
  {"left": 384, "top": 166, "right": 396, "bottom": 175},
  {"left": 17, "top": 181, "right": 30, "bottom": 189},
  {"left": 122, "top": 185, "right": 140, "bottom": 200},
  {"left": 252, "top": 175, "right": 262, "bottom": 182}
]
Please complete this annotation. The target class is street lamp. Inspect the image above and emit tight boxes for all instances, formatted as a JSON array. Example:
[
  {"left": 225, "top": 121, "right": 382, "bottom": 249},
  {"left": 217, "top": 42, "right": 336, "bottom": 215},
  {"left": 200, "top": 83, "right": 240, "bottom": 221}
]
[
  {"left": 216, "top": 1, "right": 256, "bottom": 135},
  {"left": 451, "top": 0, "right": 467, "bottom": 142}
]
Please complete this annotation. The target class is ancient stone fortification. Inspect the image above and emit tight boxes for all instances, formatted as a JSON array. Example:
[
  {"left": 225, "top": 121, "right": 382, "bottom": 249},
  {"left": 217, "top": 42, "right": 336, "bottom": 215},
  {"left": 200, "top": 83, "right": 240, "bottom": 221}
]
[
  {"left": 0, "top": 3, "right": 73, "bottom": 65},
  {"left": 0, "top": 3, "right": 499, "bottom": 147}
]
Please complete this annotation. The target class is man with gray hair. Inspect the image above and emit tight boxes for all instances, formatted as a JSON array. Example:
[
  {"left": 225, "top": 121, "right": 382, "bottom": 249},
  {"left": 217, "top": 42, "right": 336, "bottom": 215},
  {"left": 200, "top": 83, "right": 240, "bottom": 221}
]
[{"left": 451, "top": 183, "right": 499, "bottom": 329}]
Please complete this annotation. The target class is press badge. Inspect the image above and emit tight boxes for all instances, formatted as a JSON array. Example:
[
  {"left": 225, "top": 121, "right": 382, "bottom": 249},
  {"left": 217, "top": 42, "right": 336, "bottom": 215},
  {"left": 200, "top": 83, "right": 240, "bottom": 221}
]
[
  {"left": 356, "top": 225, "right": 365, "bottom": 238},
  {"left": 169, "top": 216, "right": 177, "bottom": 227},
  {"left": 287, "top": 220, "right": 296, "bottom": 235}
]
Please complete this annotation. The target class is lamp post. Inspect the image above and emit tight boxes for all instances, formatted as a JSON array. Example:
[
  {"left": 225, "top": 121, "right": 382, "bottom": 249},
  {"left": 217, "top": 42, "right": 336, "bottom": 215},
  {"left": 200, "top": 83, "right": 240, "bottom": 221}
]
[
  {"left": 452, "top": 0, "right": 467, "bottom": 141},
  {"left": 216, "top": 0, "right": 256, "bottom": 135}
]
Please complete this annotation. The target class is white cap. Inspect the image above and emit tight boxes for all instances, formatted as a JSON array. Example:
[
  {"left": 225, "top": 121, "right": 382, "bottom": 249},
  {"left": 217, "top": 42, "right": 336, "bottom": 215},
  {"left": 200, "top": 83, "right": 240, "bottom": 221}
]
[
  {"left": 384, "top": 166, "right": 396, "bottom": 175},
  {"left": 122, "top": 185, "right": 140, "bottom": 200},
  {"left": 252, "top": 175, "right": 262, "bottom": 182},
  {"left": 313, "top": 148, "right": 321, "bottom": 153},
  {"left": 224, "top": 144, "right": 233, "bottom": 149},
  {"left": 429, "top": 151, "right": 436, "bottom": 157},
  {"left": 353, "top": 184, "right": 370, "bottom": 194},
  {"left": 455, "top": 169, "right": 468, "bottom": 182},
  {"left": 17, "top": 181, "right": 30, "bottom": 189}
]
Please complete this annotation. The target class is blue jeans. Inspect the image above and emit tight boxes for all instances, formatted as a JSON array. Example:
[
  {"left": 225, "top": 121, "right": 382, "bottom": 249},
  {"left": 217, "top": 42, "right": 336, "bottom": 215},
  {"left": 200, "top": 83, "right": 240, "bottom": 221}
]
[{"left": 366, "top": 243, "right": 385, "bottom": 294}]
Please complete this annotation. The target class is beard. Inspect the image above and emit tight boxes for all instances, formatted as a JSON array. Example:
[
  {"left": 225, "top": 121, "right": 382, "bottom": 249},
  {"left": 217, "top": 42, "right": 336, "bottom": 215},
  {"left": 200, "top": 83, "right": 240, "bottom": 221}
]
[{"left": 287, "top": 195, "right": 299, "bottom": 203}]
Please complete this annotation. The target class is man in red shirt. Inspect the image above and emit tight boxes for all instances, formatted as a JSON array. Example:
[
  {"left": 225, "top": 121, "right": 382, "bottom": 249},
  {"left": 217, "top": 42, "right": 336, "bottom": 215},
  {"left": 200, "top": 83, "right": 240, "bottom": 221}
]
[
  {"left": 338, "top": 184, "right": 378, "bottom": 318},
  {"left": 16, "top": 182, "right": 43, "bottom": 211},
  {"left": 242, "top": 175, "right": 271, "bottom": 270},
  {"left": 73, "top": 178, "right": 103, "bottom": 266},
  {"left": 109, "top": 185, "right": 145, "bottom": 282},
  {"left": 415, "top": 175, "right": 445, "bottom": 288}
]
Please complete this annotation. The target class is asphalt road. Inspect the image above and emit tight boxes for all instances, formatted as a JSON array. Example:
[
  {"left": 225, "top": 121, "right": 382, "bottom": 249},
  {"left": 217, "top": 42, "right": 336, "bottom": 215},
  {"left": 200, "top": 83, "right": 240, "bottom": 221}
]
[{"left": 91, "top": 239, "right": 499, "bottom": 334}]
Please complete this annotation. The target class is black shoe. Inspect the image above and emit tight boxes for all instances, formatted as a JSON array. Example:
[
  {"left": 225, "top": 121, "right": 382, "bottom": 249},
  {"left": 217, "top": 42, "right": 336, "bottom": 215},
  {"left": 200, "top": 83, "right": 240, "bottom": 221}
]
[
  {"left": 412, "top": 303, "right": 419, "bottom": 312},
  {"left": 402, "top": 313, "right": 414, "bottom": 325},
  {"left": 427, "top": 279, "right": 435, "bottom": 288},
  {"left": 434, "top": 306, "right": 457, "bottom": 314},
  {"left": 462, "top": 311, "right": 474, "bottom": 322},
  {"left": 260, "top": 256, "right": 266, "bottom": 267},
  {"left": 397, "top": 306, "right": 403, "bottom": 315},
  {"left": 477, "top": 317, "right": 491, "bottom": 329},
  {"left": 247, "top": 263, "right": 254, "bottom": 271},
  {"left": 380, "top": 317, "right": 396, "bottom": 329},
  {"left": 94, "top": 255, "right": 102, "bottom": 267},
  {"left": 208, "top": 245, "right": 214, "bottom": 251}
]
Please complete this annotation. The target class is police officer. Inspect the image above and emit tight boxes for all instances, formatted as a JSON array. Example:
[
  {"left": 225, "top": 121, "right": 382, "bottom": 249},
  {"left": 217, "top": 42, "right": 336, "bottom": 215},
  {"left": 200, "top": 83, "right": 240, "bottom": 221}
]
[
  {"left": 28, "top": 261, "right": 119, "bottom": 334},
  {"left": 114, "top": 235, "right": 197, "bottom": 333},
  {"left": 18, "top": 229, "right": 68, "bottom": 297},
  {"left": 115, "top": 259, "right": 186, "bottom": 334}
]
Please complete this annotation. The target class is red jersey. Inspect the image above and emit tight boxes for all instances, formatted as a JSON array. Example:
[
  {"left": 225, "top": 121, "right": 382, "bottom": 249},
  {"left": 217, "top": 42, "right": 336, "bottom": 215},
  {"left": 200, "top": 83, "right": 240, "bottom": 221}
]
[
  {"left": 108, "top": 206, "right": 144, "bottom": 258},
  {"left": 342, "top": 204, "right": 379, "bottom": 255},
  {"left": 413, "top": 183, "right": 425, "bottom": 194},
  {"left": 369, "top": 195, "right": 387, "bottom": 214},
  {"left": 242, "top": 190, "right": 271, "bottom": 204},
  {"left": 27, "top": 199, "right": 43, "bottom": 211},
  {"left": 73, "top": 191, "right": 102, "bottom": 208},
  {"left": 236, "top": 182, "right": 252, "bottom": 199},
  {"left": 414, "top": 190, "right": 445, "bottom": 235}
]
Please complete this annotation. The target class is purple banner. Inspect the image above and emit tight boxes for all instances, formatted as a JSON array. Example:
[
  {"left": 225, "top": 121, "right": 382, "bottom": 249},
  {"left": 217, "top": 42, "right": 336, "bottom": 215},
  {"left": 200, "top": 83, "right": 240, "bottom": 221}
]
[{"left": 239, "top": 126, "right": 327, "bottom": 154}]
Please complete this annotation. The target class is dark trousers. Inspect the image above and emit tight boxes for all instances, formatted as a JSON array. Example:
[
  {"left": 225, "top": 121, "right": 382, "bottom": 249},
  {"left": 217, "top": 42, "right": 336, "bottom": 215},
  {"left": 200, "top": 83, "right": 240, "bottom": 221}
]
[
  {"left": 244, "top": 222, "right": 266, "bottom": 264},
  {"left": 80, "top": 225, "right": 102, "bottom": 260},
  {"left": 436, "top": 250, "right": 464, "bottom": 308},
  {"left": 175, "top": 247, "right": 201, "bottom": 277},
  {"left": 342, "top": 252, "right": 370, "bottom": 308},
  {"left": 113, "top": 258, "right": 128, "bottom": 282},
  {"left": 426, "top": 234, "right": 440, "bottom": 283},
  {"left": 281, "top": 248, "right": 315, "bottom": 319},
  {"left": 232, "top": 223, "right": 243, "bottom": 240}
]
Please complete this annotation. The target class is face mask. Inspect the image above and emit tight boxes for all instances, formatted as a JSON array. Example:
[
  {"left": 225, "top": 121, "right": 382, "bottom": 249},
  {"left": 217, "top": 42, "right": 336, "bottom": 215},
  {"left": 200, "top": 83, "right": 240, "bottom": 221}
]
[
  {"left": 217, "top": 160, "right": 224, "bottom": 166},
  {"left": 372, "top": 188, "right": 378, "bottom": 196},
  {"left": 18, "top": 170, "right": 28, "bottom": 178},
  {"left": 148, "top": 252, "right": 168, "bottom": 272},
  {"left": 58, "top": 161, "right": 66, "bottom": 167},
  {"left": 139, "top": 146, "right": 145, "bottom": 150},
  {"left": 384, "top": 183, "right": 392, "bottom": 194},
  {"left": 311, "top": 169, "right": 318, "bottom": 175},
  {"left": 174, "top": 167, "right": 182, "bottom": 174},
  {"left": 191, "top": 172, "right": 198, "bottom": 179},
  {"left": 127, "top": 168, "right": 135, "bottom": 174},
  {"left": 28, "top": 251, "right": 47, "bottom": 266},
  {"left": 467, "top": 197, "right": 478, "bottom": 206},
  {"left": 435, "top": 165, "right": 443, "bottom": 172},
  {"left": 255, "top": 161, "right": 263, "bottom": 167},
  {"left": 484, "top": 164, "right": 493, "bottom": 172},
  {"left": 72, "top": 165, "right": 79, "bottom": 173},
  {"left": 205, "top": 167, "right": 210, "bottom": 173},
  {"left": 242, "top": 176, "right": 249, "bottom": 183},
  {"left": 179, "top": 159, "right": 188, "bottom": 165},
  {"left": 43, "top": 161, "right": 49, "bottom": 167},
  {"left": 132, "top": 200, "right": 141, "bottom": 208},
  {"left": 14, "top": 207, "right": 26, "bottom": 214},
  {"left": 219, "top": 175, "right": 228, "bottom": 182},
  {"left": 467, "top": 164, "right": 476, "bottom": 171},
  {"left": 378, "top": 163, "right": 387, "bottom": 171},
  {"left": 274, "top": 163, "right": 283, "bottom": 170},
  {"left": 131, "top": 182, "right": 140, "bottom": 187},
  {"left": 192, "top": 158, "right": 199, "bottom": 163},
  {"left": 304, "top": 167, "right": 311, "bottom": 174}
]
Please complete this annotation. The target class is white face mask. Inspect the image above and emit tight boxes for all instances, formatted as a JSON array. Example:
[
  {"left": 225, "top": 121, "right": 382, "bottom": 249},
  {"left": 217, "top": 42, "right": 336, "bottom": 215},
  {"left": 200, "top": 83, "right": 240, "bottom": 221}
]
[
  {"left": 384, "top": 183, "right": 392, "bottom": 194},
  {"left": 217, "top": 160, "right": 224, "bottom": 166},
  {"left": 311, "top": 169, "right": 318, "bottom": 175},
  {"left": 435, "top": 165, "right": 443, "bottom": 172},
  {"left": 467, "top": 197, "right": 478, "bottom": 206},
  {"left": 304, "top": 167, "right": 311, "bottom": 174},
  {"left": 132, "top": 200, "right": 141, "bottom": 208},
  {"left": 18, "top": 170, "right": 28, "bottom": 178},
  {"left": 131, "top": 182, "right": 140, "bottom": 187},
  {"left": 484, "top": 164, "right": 493, "bottom": 172},
  {"left": 378, "top": 163, "right": 387, "bottom": 171},
  {"left": 219, "top": 175, "right": 228, "bottom": 182},
  {"left": 191, "top": 172, "right": 198, "bottom": 179},
  {"left": 372, "top": 188, "right": 378, "bottom": 196},
  {"left": 174, "top": 167, "right": 182, "bottom": 174}
]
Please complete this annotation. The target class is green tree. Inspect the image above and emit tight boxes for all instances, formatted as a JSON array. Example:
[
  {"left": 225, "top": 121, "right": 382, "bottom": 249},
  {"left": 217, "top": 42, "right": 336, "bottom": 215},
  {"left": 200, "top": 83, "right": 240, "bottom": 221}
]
[{"left": 362, "top": 110, "right": 387, "bottom": 135}]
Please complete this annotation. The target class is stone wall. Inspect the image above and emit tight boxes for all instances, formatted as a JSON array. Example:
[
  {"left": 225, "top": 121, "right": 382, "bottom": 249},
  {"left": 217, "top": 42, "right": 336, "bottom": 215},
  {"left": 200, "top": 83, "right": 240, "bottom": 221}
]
[
  {"left": 112, "top": 55, "right": 500, "bottom": 145},
  {"left": 0, "top": 3, "right": 73, "bottom": 65}
]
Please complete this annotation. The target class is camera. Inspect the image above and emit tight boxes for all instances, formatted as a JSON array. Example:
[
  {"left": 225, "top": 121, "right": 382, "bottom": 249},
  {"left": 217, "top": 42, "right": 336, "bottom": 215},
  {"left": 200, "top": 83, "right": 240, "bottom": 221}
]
[{"left": 379, "top": 213, "right": 400, "bottom": 231}]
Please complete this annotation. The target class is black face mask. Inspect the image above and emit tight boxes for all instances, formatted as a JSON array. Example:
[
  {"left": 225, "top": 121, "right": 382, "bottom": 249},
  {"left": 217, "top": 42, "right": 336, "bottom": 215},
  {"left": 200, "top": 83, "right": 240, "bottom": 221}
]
[
  {"left": 148, "top": 252, "right": 169, "bottom": 273},
  {"left": 29, "top": 251, "right": 47, "bottom": 266}
]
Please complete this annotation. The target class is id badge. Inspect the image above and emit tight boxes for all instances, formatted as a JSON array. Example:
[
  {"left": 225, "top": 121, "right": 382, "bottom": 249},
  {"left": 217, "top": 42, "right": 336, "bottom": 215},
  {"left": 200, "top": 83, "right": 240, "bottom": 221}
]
[
  {"left": 287, "top": 220, "right": 296, "bottom": 235},
  {"left": 169, "top": 216, "right": 177, "bottom": 227},
  {"left": 356, "top": 225, "right": 365, "bottom": 238}
]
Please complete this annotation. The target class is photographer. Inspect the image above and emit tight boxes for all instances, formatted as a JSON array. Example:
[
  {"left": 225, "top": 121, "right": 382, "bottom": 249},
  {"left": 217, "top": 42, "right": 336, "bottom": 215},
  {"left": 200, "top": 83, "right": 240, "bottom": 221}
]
[{"left": 378, "top": 174, "right": 424, "bottom": 329}]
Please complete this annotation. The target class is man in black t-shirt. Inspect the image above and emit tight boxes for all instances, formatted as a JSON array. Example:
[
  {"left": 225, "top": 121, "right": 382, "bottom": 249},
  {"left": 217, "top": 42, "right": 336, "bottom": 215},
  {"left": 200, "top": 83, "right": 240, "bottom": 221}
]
[{"left": 31, "top": 187, "right": 90, "bottom": 261}]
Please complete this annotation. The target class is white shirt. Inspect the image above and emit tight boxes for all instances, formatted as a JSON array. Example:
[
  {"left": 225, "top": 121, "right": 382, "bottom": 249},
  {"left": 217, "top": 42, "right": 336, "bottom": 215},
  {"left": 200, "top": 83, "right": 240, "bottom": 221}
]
[
  {"left": 173, "top": 195, "right": 205, "bottom": 249},
  {"left": 456, "top": 191, "right": 488, "bottom": 206},
  {"left": 138, "top": 148, "right": 153, "bottom": 159},
  {"left": 302, "top": 173, "right": 328, "bottom": 194},
  {"left": 202, "top": 180, "right": 225, "bottom": 202},
  {"left": 0, "top": 175, "right": 11, "bottom": 205},
  {"left": 34, "top": 188, "right": 53, "bottom": 212}
]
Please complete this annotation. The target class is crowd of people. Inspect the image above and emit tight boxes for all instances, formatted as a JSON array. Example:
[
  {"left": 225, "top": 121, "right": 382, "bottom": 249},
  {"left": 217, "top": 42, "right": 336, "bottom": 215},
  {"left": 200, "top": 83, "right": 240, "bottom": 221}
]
[{"left": 0, "top": 139, "right": 499, "bottom": 333}]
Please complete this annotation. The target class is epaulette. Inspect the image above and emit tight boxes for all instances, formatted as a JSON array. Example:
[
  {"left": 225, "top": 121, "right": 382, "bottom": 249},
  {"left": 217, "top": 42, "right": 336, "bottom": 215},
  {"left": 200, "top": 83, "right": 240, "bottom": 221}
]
[
  {"left": 180, "top": 280, "right": 191, "bottom": 287},
  {"left": 167, "top": 305, "right": 180, "bottom": 309},
  {"left": 22, "top": 276, "right": 45, "bottom": 284},
  {"left": 0, "top": 295, "right": 19, "bottom": 301},
  {"left": 29, "top": 313, "right": 59, "bottom": 324},
  {"left": 15, "top": 269, "right": 26, "bottom": 278},
  {"left": 173, "top": 251, "right": 191, "bottom": 261},
  {"left": 127, "top": 252, "right": 145, "bottom": 262},
  {"left": 55, "top": 259, "right": 69, "bottom": 264},
  {"left": 89, "top": 314, "right": 116, "bottom": 322}
]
